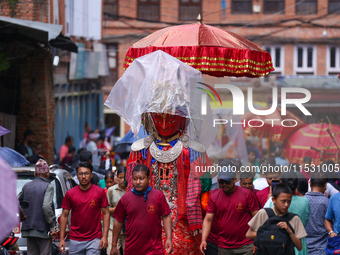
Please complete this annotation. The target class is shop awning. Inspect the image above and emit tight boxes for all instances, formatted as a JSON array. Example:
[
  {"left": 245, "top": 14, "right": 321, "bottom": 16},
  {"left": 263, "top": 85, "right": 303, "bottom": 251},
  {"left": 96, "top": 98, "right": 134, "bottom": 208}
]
[{"left": 0, "top": 16, "right": 77, "bottom": 52}]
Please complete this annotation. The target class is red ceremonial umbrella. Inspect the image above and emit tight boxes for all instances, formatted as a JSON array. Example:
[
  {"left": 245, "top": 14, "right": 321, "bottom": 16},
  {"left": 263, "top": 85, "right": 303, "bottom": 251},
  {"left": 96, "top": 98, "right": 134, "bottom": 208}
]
[
  {"left": 242, "top": 107, "right": 306, "bottom": 142},
  {"left": 124, "top": 20, "right": 274, "bottom": 78},
  {"left": 282, "top": 123, "right": 340, "bottom": 165}
]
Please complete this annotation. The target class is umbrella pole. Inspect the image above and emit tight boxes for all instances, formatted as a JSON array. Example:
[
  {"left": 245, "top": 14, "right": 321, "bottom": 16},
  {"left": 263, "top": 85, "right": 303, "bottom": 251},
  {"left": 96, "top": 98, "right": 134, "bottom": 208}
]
[
  {"left": 1, "top": 136, "right": 3, "bottom": 147},
  {"left": 336, "top": 151, "right": 339, "bottom": 163},
  {"left": 327, "top": 128, "right": 340, "bottom": 150},
  {"left": 326, "top": 116, "right": 340, "bottom": 146}
]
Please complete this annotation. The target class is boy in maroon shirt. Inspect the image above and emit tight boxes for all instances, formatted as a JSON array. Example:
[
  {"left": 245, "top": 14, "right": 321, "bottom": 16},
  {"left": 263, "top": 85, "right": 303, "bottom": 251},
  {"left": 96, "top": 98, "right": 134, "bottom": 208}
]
[
  {"left": 59, "top": 162, "right": 110, "bottom": 254},
  {"left": 200, "top": 167, "right": 259, "bottom": 255},
  {"left": 111, "top": 164, "right": 173, "bottom": 255}
]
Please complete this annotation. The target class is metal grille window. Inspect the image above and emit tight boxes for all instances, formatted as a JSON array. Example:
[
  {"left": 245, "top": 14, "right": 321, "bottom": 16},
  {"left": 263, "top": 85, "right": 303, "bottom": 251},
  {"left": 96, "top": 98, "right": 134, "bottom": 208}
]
[
  {"left": 179, "top": 0, "right": 201, "bottom": 21},
  {"left": 294, "top": 45, "right": 316, "bottom": 74},
  {"left": 138, "top": 0, "right": 160, "bottom": 22},
  {"left": 107, "top": 44, "right": 118, "bottom": 85},
  {"left": 263, "top": 45, "right": 284, "bottom": 83},
  {"left": 296, "top": 0, "right": 317, "bottom": 15},
  {"left": 264, "top": 46, "right": 283, "bottom": 73},
  {"left": 329, "top": 0, "right": 340, "bottom": 14},
  {"left": 104, "top": 0, "right": 118, "bottom": 19},
  {"left": 263, "top": 0, "right": 285, "bottom": 14},
  {"left": 327, "top": 46, "right": 340, "bottom": 75},
  {"left": 231, "top": 0, "right": 253, "bottom": 14}
]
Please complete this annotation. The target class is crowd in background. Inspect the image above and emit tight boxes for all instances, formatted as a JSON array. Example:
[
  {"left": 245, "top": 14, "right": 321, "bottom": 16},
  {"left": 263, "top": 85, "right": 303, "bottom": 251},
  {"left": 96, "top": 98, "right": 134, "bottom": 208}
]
[
  {"left": 15, "top": 126, "right": 340, "bottom": 255},
  {"left": 205, "top": 142, "right": 340, "bottom": 255}
]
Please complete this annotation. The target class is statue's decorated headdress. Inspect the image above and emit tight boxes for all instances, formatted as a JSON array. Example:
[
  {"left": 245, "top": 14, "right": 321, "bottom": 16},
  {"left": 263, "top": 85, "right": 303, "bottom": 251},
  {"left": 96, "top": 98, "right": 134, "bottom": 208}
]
[{"left": 104, "top": 50, "right": 217, "bottom": 149}]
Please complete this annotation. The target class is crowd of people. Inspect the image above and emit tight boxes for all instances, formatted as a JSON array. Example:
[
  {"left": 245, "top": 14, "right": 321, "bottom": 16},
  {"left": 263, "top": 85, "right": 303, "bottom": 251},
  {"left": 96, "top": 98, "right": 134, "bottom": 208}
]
[
  {"left": 15, "top": 127, "right": 130, "bottom": 255},
  {"left": 15, "top": 127, "right": 340, "bottom": 255},
  {"left": 16, "top": 124, "right": 125, "bottom": 170},
  {"left": 201, "top": 153, "right": 340, "bottom": 255}
]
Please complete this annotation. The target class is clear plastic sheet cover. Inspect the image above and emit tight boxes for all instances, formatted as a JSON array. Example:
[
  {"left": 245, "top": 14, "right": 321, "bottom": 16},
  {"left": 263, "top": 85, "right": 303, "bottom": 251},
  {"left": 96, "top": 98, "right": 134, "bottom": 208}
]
[{"left": 104, "top": 50, "right": 217, "bottom": 149}]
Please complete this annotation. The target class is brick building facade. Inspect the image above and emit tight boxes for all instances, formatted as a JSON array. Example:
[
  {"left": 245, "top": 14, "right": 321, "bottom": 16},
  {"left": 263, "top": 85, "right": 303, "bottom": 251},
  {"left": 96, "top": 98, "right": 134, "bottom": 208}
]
[
  {"left": 0, "top": 0, "right": 60, "bottom": 163},
  {"left": 102, "top": 0, "right": 340, "bottom": 125},
  {"left": 16, "top": 52, "right": 56, "bottom": 163},
  {"left": 0, "top": 0, "right": 107, "bottom": 164},
  {"left": 0, "top": 0, "right": 51, "bottom": 22},
  {"left": 103, "top": 0, "right": 340, "bottom": 77}
]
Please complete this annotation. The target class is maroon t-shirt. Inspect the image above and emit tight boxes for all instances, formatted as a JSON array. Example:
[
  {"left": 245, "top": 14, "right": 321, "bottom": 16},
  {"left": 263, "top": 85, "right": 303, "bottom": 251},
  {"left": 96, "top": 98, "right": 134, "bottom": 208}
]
[
  {"left": 256, "top": 186, "right": 270, "bottom": 208},
  {"left": 207, "top": 189, "right": 219, "bottom": 244},
  {"left": 113, "top": 189, "right": 171, "bottom": 255},
  {"left": 252, "top": 189, "right": 259, "bottom": 195},
  {"left": 252, "top": 189, "right": 261, "bottom": 208},
  {"left": 206, "top": 186, "right": 259, "bottom": 249},
  {"left": 61, "top": 184, "right": 109, "bottom": 241}
]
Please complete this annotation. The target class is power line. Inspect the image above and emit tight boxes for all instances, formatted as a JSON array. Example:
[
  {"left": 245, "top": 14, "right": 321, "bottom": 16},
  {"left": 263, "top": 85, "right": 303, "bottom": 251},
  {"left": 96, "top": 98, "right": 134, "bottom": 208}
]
[
  {"left": 230, "top": 4, "right": 340, "bottom": 36},
  {"left": 106, "top": 3, "right": 340, "bottom": 30},
  {"left": 331, "top": 17, "right": 340, "bottom": 26},
  {"left": 115, "top": 2, "right": 232, "bottom": 20},
  {"left": 69, "top": 0, "right": 340, "bottom": 41},
  {"left": 118, "top": 18, "right": 153, "bottom": 34},
  {"left": 107, "top": 12, "right": 340, "bottom": 34},
  {"left": 249, "top": 6, "right": 340, "bottom": 41},
  {"left": 104, "top": 1, "right": 233, "bottom": 26},
  {"left": 68, "top": 0, "right": 340, "bottom": 33},
  {"left": 231, "top": 0, "right": 308, "bottom": 33},
  {"left": 115, "top": 4, "right": 179, "bottom": 20}
]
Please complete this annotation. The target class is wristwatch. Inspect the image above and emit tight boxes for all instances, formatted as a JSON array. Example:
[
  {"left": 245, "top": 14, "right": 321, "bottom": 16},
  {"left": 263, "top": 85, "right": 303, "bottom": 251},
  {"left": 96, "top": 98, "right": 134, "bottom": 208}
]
[{"left": 328, "top": 230, "right": 334, "bottom": 235}]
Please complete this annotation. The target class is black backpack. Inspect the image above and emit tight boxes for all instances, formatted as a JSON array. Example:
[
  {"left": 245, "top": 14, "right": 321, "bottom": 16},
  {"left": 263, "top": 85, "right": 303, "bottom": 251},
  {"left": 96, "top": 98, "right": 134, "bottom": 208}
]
[{"left": 255, "top": 208, "right": 297, "bottom": 255}]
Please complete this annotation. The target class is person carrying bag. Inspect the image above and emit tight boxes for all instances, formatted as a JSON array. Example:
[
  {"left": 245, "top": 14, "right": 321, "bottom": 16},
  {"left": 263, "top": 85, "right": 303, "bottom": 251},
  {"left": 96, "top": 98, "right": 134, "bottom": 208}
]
[
  {"left": 255, "top": 208, "right": 296, "bottom": 255},
  {"left": 246, "top": 183, "right": 307, "bottom": 255}
]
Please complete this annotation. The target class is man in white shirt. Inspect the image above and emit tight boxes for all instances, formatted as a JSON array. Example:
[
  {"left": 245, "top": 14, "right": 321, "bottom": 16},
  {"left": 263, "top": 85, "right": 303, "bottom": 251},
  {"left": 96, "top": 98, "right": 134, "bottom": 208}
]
[{"left": 86, "top": 133, "right": 99, "bottom": 152}]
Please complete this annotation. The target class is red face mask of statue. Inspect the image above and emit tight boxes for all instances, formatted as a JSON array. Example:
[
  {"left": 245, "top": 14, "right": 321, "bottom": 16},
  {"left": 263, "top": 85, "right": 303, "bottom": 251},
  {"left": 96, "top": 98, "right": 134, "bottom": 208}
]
[{"left": 150, "top": 113, "right": 186, "bottom": 139}]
